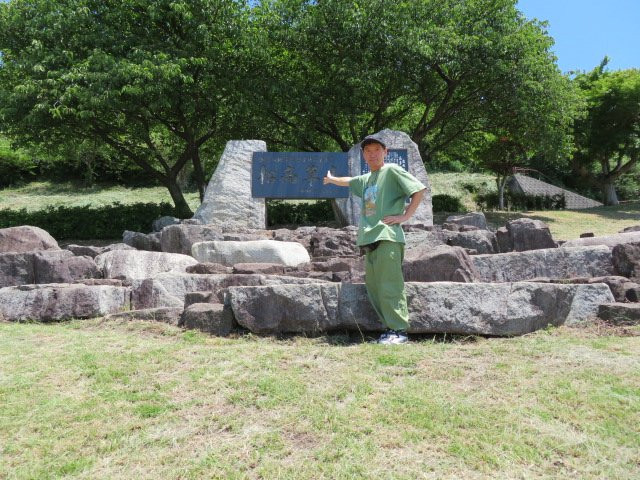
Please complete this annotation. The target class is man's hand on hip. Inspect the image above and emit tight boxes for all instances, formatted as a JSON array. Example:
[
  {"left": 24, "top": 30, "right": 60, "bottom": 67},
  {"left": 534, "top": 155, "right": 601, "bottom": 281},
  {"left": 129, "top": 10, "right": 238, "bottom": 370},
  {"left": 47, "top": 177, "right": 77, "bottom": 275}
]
[{"left": 382, "top": 214, "right": 408, "bottom": 225}]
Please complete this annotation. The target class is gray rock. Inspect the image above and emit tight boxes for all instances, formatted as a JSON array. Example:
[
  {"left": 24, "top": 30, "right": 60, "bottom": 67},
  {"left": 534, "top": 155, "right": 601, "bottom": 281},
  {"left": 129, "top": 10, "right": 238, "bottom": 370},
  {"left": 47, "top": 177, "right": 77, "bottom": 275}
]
[
  {"left": 472, "top": 246, "right": 613, "bottom": 282},
  {"left": 184, "top": 291, "right": 220, "bottom": 307},
  {"left": 496, "top": 227, "right": 512, "bottom": 253},
  {"left": 403, "top": 245, "right": 479, "bottom": 282},
  {"left": 506, "top": 218, "right": 556, "bottom": 251},
  {"left": 233, "top": 263, "right": 286, "bottom": 275},
  {"left": 160, "top": 224, "right": 224, "bottom": 255},
  {"left": 620, "top": 225, "right": 640, "bottom": 233},
  {"left": 95, "top": 250, "right": 198, "bottom": 280},
  {"left": 34, "top": 251, "right": 100, "bottom": 284},
  {"left": 309, "top": 227, "right": 358, "bottom": 257},
  {"left": 0, "top": 250, "right": 99, "bottom": 287},
  {"left": 103, "top": 307, "right": 183, "bottom": 325},
  {"left": 597, "top": 303, "right": 640, "bottom": 325},
  {"left": 186, "top": 263, "right": 233, "bottom": 274},
  {"left": 131, "top": 272, "right": 329, "bottom": 309},
  {"left": 0, "top": 251, "right": 36, "bottom": 287},
  {"left": 548, "top": 276, "right": 636, "bottom": 303},
  {"left": 152, "top": 216, "right": 181, "bottom": 232},
  {"left": 563, "top": 231, "right": 640, "bottom": 249},
  {"left": 445, "top": 212, "right": 488, "bottom": 230},
  {"left": 334, "top": 129, "right": 433, "bottom": 227},
  {"left": 444, "top": 230, "right": 497, "bottom": 254},
  {"left": 65, "top": 243, "right": 135, "bottom": 258},
  {"left": 0, "top": 225, "right": 60, "bottom": 253},
  {"left": 229, "top": 283, "right": 342, "bottom": 334},
  {"left": 404, "top": 229, "right": 446, "bottom": 251},
  {"left": 179, "top": 303, "right": 235, "bottom": 336},
  {"left": 123, "top": 230, "right": 161, "bottom": 251},
  {"left": 193, "top": 140, "right": 267, "bottom": 229},
  {"left": 191, "top": 240, "right": 311, "bottom": 267},
  {"left": 0, "top": 283, "right": 131, "bottom": 322},
  {"left": 612, "top": 242, "right": 640, "bottom": 278},
  {"left": 227, "top": 281, "right": 614, "bottom": 336}
]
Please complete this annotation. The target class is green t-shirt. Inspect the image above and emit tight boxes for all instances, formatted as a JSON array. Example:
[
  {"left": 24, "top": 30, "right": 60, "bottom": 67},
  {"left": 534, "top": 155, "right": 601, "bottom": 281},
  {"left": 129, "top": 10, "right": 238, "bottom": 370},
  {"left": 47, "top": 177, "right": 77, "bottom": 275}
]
[{"left": 349, "top": 164, "right": 426, "bottom": 246}]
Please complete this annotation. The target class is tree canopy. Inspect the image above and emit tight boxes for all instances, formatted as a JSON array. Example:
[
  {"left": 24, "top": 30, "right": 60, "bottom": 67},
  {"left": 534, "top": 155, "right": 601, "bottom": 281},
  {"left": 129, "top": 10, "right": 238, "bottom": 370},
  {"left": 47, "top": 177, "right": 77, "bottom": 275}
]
[
  {"left": 1, "top": 0, "right": 583, "bottom": 214},
  {"left": 0, "top": 0, "right": 251, "bottom": 216},
  {"left": 572, "top": 60, "right": 640, "bottom": 204}
]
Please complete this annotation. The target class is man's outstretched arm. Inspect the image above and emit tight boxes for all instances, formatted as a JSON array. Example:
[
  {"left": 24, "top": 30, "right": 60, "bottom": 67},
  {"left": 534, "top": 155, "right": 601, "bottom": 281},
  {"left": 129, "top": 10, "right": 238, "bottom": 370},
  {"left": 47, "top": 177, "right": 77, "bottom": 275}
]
[{"left": 323, "top": 170, "right": 352, "bottom": 187}]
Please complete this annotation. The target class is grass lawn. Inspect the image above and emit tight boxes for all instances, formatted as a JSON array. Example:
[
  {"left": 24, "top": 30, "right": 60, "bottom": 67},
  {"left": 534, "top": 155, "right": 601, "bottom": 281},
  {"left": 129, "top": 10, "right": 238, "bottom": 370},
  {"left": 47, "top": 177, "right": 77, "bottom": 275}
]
[
  {"left": 0, "top": 320, "right": 638, "bottom": 479},
  {"left": 0, "top": 181, "right": 202, "bottom": 212}
]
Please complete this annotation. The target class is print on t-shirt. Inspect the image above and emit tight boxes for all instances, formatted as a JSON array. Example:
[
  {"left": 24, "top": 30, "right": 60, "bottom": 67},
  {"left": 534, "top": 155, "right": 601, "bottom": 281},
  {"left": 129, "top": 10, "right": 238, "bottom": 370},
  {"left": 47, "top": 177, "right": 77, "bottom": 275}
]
[{"left": 364, "top": 184, "right": 378, "bottom": 217}]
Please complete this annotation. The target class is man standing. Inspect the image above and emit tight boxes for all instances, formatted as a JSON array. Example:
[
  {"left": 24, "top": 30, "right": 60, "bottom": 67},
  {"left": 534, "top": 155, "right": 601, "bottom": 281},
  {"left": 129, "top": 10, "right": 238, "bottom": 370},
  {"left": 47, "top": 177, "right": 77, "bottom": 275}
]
[{"left": 323, "top": 134, "right": 426, "bottom": 344}]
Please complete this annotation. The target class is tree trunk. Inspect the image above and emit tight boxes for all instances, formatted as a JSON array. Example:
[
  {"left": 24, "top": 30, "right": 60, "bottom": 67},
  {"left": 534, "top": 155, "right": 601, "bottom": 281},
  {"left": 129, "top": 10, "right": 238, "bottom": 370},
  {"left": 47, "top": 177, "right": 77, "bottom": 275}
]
[
  {"left": 497, "top": 175, "right": 509, "bottom": 210},
  {"left": 602, "top": 179, "right": 619, "bottom": 206},
  {"left": 165, "top": 176, "right": 193, "bottom": 218},
  {"left": 191, "top": 147, "right": 206, "bottom": 202}
]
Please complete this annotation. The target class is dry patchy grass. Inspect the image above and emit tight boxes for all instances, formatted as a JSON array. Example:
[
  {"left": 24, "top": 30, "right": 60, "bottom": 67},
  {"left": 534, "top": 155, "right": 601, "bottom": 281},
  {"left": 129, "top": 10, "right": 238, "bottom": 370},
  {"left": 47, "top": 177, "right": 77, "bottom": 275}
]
[{"left": 1, "top": 320, "right": 638, "bottom": 479}]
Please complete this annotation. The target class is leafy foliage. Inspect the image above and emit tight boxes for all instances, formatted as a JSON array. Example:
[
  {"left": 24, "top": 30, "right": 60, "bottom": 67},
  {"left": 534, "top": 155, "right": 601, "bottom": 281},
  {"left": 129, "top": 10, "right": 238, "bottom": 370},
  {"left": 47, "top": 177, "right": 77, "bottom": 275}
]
[
  {"left": 571, "top": 60, "right": 640, "bottom": 204},
  {"left": 266, "top": 200, "right": 334, "bottom": 227},
  {"left": 0, "top": 202, "right": 175, "bottom": 239},
  {"left": 475, "top": 191, "right": 566, "bottom": 211},
  {"left": 431, "top": 194, "right": 466, "bottom": 213}
]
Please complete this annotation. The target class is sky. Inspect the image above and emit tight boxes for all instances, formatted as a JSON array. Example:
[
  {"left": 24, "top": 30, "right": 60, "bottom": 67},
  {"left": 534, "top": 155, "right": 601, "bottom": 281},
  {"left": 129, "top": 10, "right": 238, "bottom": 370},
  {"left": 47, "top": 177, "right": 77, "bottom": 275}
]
[{"left": 517, "top": 0, "right": 640, "bottom": 73}]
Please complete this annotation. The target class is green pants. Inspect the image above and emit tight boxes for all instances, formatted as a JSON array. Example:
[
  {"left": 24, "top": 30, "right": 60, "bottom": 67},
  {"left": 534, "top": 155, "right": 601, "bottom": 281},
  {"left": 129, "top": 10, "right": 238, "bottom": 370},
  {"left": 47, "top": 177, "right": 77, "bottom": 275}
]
[{"left": 364, "top": 240, "right": 409, "bottom": 331}]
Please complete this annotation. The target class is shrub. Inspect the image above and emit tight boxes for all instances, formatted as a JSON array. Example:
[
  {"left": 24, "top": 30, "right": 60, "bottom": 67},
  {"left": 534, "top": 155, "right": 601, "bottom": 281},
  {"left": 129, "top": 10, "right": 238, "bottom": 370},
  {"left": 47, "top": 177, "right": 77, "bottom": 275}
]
[
  {"left": 0, "top": 148, "right": 37, "bottom": 187},
  {"left": 267, "top": 200, "right": 334, "bottom": 226},
  {"left": 432, "top": 194, "right": 466, "bottom": 213},
  {"left": 475, "top": 191, "right": 566, "bottom": 211},
  {"left": 0, "top": 202, "right": 175, "bottom": 239}
]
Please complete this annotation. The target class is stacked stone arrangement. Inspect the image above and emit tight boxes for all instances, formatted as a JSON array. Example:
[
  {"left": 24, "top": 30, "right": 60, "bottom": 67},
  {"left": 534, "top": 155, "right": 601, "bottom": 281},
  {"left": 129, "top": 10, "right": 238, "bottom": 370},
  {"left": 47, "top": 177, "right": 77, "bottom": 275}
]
[{"left": 3, "top": 211, "right": 640, "bottom": 335}]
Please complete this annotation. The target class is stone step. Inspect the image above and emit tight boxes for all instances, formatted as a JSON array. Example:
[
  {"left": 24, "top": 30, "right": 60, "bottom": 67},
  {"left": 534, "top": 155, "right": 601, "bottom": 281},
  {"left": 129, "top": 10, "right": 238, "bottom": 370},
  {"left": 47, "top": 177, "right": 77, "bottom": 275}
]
[
  {"left": 0, "top": 283, "right": 131, "bottom": 322},
  {"left": 227, "top": 281, "right": 614, "bottom": 336},
  {"left": 472, "top": 246, "right": 613, "bottom": 282}
]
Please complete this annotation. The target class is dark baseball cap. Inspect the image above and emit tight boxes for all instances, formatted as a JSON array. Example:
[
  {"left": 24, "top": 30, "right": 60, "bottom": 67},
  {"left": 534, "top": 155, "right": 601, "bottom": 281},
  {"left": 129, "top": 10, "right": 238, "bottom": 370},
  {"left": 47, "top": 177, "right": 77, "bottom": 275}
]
[{"left": 360, "top": 134, "right": 387, "bottom": 150}]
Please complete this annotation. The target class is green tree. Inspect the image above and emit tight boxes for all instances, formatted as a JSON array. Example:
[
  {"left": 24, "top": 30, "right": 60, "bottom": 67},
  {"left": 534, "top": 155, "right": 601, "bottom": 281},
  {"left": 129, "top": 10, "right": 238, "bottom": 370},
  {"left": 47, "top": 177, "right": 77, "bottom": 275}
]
[
  {"left": 0, "top": 0, "right": 250, "bottom": 217},
  {"left": 572, "top": 60, "right": 640, "bottom": 205},
  {"left": 247, "top": 0, "right": 577, "bottom": 166},
  {"left": 478, "top": 136, "right": 527, "bottom": 210}
]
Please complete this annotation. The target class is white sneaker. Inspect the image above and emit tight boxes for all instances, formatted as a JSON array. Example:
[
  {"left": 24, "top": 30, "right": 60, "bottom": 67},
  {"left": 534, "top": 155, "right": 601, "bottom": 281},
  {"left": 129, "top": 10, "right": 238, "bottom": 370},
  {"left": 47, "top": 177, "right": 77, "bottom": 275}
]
[{"left": 377, "top": 330, "right": 408, "bottom": 345}]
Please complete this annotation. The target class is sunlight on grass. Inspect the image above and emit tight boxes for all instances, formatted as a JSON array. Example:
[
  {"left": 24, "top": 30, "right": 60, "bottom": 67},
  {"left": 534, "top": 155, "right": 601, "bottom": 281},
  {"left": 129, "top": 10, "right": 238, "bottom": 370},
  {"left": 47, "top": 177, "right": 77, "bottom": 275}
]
[
  {"left": 0, "top": 320, "right": 638, "bottom": 479},
  {"left": 0, "top": 181, "right": 201, "bottom": 212}
]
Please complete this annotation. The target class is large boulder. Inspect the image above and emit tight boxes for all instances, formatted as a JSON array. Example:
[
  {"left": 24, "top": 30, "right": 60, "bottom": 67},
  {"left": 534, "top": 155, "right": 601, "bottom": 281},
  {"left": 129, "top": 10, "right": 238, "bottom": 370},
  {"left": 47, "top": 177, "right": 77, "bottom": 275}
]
[
  {"left": 227, "top": 281, "right": 614, "bottom": 336},
  {"left": 611, "top": 242, "right": 640, "bottom": 278},
  {"left": 505, "top": 218, "right": 556, "bottom": 251},
  {"left": 152, "top": 216, "right": 180, "bottom": 232},
  {"left": 95, "top": 250, "right": 197, "bottom": 280},
  {"left": 192, "top": 140, "right": 267, "bottom": 228},
  {"left": 160, "top": 224, "right": 224, "bottom": 255},
  {"left": 472, "top": 246, "right": 613, "bottom": 282},
  {"left": 179, "top": 303, "right": 235, "bottom": 336},
  {"left": 191, "top": 240, "right": 311, "bottom": 267},
  {"left": 597, "top": 303, "right": 640, "bottom": 325},
  {"left": 403, "top": 245, "right": 479, "bottom": 282},
  {"left": 0, "top": 283, "right": 130, "bottom": 322},
  {"left": 64, "top": 243, "right": 134, "bottom": 259},
  {"left": 309, "top": 227, "right": 358, "bottom": 257},
  {"left": 563, "top": 231, "right": 640, "bottom": 249},
  {"left": 0, "top": 250, "right": 100, "bottom": 287},
  {"left": 445, "top": 212, "right": 488, "bottom": 230},
  {"left": 444, "top": 230, "right": 497, "bottom": 254},
  {"left": 0, "top": 226, "right": 59, "bottom": 253},
  {"left": 33, "top": 251, "right": 100, "bottom": 284},
  {"left": 131, "top": 272, "right": 329, "bottom": 309},
  {"left": 123, "top": 230, "right": 161, "bottom": 252},
  {"left": 404, "top": 229, "right": 446, "bottom": 250}
]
